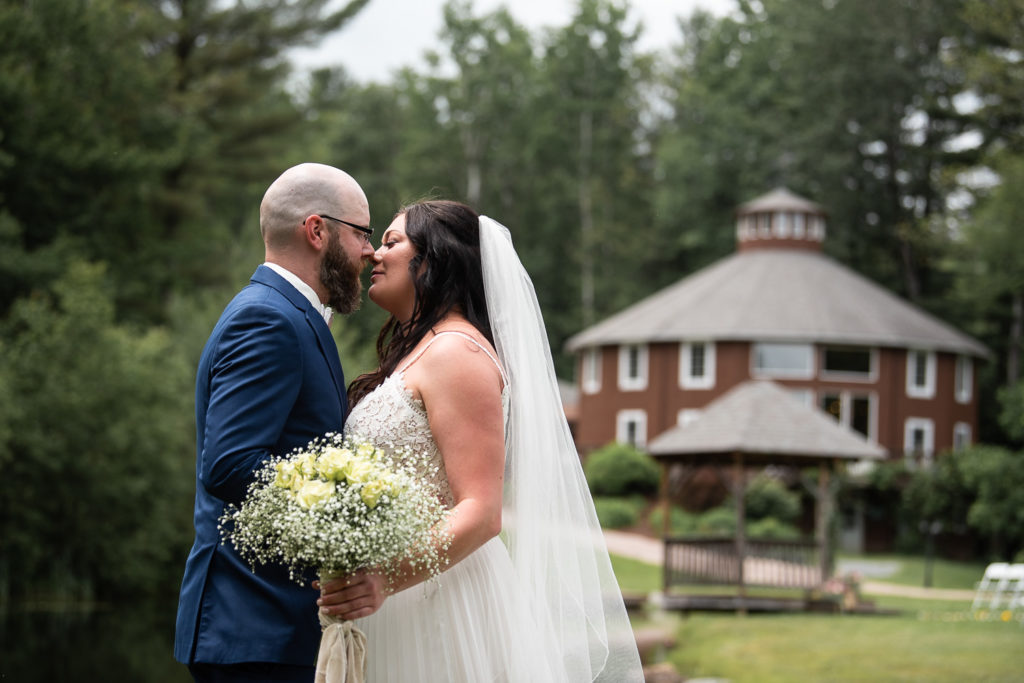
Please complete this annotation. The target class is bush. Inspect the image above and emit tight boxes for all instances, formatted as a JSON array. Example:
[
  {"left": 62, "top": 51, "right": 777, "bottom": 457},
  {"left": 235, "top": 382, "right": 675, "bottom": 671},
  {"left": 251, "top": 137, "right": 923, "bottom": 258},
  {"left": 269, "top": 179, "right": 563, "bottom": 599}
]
[
  {"left": 695, "top": 506, "right": 738, "bottom": 536},
  {"left": 747, "top": 517, "right": 802, "bottom": 540},
  {"left": 745, "top": 474, "right": 800, "bottom": 523},
  {"left": 648, "top": 504, "right": 700, "bottom": 536},
  {"left": 593, "top": 496, "right": 644, "bottom": 529},
  {"left": 584, "top": 442, "right": 660, "bottom": 496}
]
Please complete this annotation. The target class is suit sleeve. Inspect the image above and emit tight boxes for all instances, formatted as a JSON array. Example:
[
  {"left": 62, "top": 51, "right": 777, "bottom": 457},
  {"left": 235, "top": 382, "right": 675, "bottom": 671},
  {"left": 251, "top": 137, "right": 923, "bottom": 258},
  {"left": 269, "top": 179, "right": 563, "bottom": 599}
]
[{"left": 199, "top": 303, "right": 302, "bottom": 505}]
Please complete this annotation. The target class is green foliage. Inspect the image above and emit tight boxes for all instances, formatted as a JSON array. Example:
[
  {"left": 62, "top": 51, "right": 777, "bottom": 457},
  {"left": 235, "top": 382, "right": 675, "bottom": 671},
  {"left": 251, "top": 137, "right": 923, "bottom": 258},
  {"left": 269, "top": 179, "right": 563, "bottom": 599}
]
[
  {"left": 744, "top": 474, "right": 800, "bottom": 523},
  {"left": 0, "top": 263, "right": 194, "bottom": 600},
  {"left": 902, "top": 445, "right": 1024, "bottom": 559},
  {"left": 747, "top": 517, "right": 802, "bottom": 541},
  {"left": 958, "top": 445, "right": 1024, "bottom": 557},
  {"left": 649, "top": 505, "right": 701, "bottom": 536},
  {"left": 592, "top": 496, "right": 645, "bottom": 529},
  {"left": 999, "top": 382, "right": 1024, "bottom": 443},
  {"left": 583, "top": 443, "right": 661, "bottom": 496},
  {"left": 693, "top": 506, "right": 737, "bottom": 536},
  {"left": 657, "top": 0, "right": 973, "bottom": 306}
]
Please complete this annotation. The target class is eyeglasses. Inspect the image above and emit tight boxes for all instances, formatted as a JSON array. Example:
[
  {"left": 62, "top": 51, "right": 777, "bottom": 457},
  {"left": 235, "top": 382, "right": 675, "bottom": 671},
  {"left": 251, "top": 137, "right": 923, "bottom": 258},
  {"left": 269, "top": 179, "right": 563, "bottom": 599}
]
[{"left": 318, "top": 213, "right": 373, "bottom": 245}]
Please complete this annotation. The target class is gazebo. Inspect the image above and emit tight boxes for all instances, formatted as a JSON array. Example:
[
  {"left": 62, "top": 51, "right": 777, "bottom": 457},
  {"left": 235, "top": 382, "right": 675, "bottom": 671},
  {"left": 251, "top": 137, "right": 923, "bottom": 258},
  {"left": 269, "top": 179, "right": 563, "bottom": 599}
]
[{"left": 648, "top": 380, "right": 886, "bottom": 612}]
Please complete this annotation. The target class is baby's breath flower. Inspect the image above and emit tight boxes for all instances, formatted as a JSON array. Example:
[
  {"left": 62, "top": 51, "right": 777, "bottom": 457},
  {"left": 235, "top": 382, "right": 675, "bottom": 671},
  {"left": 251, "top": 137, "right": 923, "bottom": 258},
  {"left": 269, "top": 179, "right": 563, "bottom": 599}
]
[{"left": 221, "top": 434, "right": 450, "bottom": 583}]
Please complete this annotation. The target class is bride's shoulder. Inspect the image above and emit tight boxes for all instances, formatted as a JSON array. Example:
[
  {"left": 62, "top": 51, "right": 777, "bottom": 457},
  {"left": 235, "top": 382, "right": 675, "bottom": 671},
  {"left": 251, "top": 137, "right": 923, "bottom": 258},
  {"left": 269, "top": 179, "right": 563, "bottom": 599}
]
[{"left": 408, "top": 326, "right": 501, "bottom": 388}]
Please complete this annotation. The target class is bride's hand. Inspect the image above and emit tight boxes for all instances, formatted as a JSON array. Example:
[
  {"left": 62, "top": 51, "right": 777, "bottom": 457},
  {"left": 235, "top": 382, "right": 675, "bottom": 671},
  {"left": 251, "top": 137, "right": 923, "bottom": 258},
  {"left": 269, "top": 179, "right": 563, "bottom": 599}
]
[{"left": 314, "top": 569, "right": 388, "bottom": 620}]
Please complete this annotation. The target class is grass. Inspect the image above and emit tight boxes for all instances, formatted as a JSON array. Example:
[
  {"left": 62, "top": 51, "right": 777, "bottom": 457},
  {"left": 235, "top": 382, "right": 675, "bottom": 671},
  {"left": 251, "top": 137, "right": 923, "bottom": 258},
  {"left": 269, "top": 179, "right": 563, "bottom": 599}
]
[
  {"left": 610, "top": 552, "right": 1023, "bottom": 682},
  {"left": 610, "top": 553, "right": 662, "bottom": 594},
  {"left": 669, "top": 611, "right": 1021, "bottom": 682},
  {"left": 837, "top": 552, "right": 988, "bottom": 590}
]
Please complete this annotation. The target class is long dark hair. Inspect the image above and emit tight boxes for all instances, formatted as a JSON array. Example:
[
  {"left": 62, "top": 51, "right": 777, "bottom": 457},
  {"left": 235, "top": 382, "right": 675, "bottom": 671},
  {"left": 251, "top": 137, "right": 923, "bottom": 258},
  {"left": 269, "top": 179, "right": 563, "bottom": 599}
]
[{"left": 348, "top": 200, "right": 493, "bottom": 406}]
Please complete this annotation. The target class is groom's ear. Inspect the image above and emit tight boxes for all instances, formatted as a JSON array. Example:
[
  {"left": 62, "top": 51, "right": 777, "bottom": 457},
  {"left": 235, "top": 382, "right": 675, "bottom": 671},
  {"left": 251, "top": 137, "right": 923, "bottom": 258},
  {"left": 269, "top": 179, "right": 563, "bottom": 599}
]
[{"left": 302, "top": 215, "right": 330, "bottom": 252}]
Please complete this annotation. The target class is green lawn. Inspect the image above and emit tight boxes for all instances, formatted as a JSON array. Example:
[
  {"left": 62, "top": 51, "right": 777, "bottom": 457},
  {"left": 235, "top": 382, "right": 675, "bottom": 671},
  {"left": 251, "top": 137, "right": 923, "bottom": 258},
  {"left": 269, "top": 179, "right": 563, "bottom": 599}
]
[
  {"left": 837, "top": 552, "right": 989, "bottom": 590},
  {"left": 669, "top": 611, "right": 1021, "bottom": 682},
  {"left": 611, "top": 553, "right": 1023, "bottom": 682}
]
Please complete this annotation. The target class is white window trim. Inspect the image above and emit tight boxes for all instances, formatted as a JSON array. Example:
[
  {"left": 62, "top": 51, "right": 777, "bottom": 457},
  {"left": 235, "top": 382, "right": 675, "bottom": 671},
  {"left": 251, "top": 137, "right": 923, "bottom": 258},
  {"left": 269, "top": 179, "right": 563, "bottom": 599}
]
[
  {"left": 904, "top": 417, "right": 935, "bottom": 465},
  {"left": 616, "top": 409, "right": 648, "bottom": 449},
  {"left": 953, "top": 422, "right": 972, "bottom": 451},
  {"left": 820, "top": 346, "right": 878, "bottom": 383},
  {"left": 581, "top": 348, "right": 602, "bottom": 395},
  {"left": 955, "top": 355, "right": 973, "bottom": 404},
  {"left": 906, "top": 349, "right": 936, "bottom": 399},
  {"left": 679, "top": 341, "right": 716, "bottom": 390},
  {"left": 751, "top": 342, "right": 815, "bottom": 379},
  {"left": 617, "top": 344, "right": 649, "bottom": 392}
]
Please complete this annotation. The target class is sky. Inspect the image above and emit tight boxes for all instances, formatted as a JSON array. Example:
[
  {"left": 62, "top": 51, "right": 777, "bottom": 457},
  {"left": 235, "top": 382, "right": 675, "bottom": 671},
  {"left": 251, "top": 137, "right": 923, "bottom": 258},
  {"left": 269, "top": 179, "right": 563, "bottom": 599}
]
[{"left": 290, "top": 0, "right": 735, "bottom": 83}]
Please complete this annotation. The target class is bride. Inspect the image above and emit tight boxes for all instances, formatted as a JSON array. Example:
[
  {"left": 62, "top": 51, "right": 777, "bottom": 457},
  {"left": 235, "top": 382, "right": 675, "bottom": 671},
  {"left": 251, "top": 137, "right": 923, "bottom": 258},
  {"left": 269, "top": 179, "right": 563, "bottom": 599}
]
[{"left": 315, "top": 200, "right": 643, "bottom": 682}]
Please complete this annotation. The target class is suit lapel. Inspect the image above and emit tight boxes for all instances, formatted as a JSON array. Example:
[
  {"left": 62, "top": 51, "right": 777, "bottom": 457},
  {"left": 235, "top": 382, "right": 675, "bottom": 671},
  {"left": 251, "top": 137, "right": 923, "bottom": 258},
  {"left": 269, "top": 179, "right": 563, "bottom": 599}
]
[
  {"left": 306, "top": 308, "right": 347, "bottom": 412},
  {"left": 251, "top": 266, "right": 348, "bottom": 415}
]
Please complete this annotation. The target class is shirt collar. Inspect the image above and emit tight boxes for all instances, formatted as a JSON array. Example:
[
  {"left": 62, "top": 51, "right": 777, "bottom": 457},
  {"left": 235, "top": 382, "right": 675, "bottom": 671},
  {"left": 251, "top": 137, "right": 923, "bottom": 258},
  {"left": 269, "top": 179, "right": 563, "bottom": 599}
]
[{"left": 263, "top": 262, "right": 333, "bottom": 325}]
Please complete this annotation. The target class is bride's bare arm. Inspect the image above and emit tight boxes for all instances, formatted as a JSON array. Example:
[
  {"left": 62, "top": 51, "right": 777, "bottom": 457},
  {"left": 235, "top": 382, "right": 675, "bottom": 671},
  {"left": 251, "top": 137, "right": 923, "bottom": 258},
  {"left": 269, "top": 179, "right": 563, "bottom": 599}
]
[{"left": 317, "top": 332, "right": 505, "bottom": 620}]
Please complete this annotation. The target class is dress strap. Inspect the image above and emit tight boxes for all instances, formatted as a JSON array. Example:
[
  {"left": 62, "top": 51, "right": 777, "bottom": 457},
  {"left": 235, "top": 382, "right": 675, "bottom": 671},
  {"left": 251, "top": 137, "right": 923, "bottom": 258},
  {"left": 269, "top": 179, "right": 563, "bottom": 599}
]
[{"left": 399, "top": 330, "right": 508, "bottom": 386}]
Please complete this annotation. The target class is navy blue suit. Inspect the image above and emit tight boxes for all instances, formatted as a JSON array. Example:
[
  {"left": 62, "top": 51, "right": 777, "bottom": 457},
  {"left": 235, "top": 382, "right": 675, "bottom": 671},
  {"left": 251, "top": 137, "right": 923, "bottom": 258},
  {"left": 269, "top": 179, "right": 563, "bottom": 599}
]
[{"left": 175, "top": 266, "right": 347, "bottom": 669}]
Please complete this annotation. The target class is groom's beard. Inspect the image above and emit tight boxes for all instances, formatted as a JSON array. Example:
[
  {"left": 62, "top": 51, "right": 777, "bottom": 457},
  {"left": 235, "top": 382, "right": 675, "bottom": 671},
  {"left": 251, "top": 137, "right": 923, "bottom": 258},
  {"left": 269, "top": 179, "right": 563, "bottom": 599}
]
[{"left": 321, "top": 232, "right": 363, "bottom": 314}]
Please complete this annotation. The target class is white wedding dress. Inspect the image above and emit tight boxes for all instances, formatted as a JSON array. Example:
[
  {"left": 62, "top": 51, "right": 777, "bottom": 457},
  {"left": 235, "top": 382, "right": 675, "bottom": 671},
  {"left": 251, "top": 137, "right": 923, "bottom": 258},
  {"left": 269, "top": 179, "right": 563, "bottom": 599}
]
[{"left": 345, "top": 331, "right": 564, "bottom": 683}]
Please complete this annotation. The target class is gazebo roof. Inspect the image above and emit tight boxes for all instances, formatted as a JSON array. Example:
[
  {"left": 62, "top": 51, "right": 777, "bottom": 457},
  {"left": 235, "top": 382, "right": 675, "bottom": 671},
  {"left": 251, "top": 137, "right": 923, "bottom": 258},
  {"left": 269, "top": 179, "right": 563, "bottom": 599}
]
[
  {"left": 565, "top": 247, "right": 988, "bottom": 357},
  {"left": 647, "top": 380, "right": 887, "bottom": 465}
]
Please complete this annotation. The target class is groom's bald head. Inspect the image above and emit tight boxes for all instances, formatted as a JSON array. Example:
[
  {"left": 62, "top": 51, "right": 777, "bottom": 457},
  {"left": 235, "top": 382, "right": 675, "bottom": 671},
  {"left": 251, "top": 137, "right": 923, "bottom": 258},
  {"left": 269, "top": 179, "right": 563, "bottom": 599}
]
[{"left": 260, "top": 163, "right": 369, "bottom": 252}]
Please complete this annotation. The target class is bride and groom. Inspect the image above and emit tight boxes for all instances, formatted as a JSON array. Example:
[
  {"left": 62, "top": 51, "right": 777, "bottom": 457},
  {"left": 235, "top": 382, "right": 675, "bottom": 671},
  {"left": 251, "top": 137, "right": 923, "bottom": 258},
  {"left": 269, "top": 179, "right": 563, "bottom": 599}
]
[{"left": 174, "top": 163, "right": 643, "bottom": 682}]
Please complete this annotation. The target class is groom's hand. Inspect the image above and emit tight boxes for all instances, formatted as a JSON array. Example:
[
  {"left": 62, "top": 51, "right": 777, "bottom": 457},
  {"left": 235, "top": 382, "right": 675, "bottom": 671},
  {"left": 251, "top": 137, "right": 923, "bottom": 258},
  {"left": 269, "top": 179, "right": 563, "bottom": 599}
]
[{"left": 315, "top": 569, "right": 388, "bottom": 620}]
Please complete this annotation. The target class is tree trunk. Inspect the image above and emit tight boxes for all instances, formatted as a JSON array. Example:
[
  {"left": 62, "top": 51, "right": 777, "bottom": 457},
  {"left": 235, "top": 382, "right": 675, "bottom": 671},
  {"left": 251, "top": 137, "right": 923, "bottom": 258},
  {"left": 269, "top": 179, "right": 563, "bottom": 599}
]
[
  {"left": 1009, "top": 291, "right": 1023, "bottom": 387},
  {"left": 578, "top": 107, "right": 595, "bottom": 328}
]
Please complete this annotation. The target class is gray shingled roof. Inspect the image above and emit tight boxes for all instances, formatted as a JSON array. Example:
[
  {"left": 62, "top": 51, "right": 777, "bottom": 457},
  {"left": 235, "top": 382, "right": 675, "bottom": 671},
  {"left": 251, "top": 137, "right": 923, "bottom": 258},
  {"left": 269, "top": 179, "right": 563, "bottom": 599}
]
[
  {"left": 647, "top": 380, "right": 887, "bottom": 461},
  {"left": 566, "top": 248, "right": 988, "bottom": 357}
]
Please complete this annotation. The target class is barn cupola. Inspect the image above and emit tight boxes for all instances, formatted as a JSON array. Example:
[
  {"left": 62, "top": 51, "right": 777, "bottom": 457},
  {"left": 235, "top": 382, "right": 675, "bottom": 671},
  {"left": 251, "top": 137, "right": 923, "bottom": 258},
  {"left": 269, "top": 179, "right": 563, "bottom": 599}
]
[{"left": 735, "top": 187, "right": 826, "bottom": 252}]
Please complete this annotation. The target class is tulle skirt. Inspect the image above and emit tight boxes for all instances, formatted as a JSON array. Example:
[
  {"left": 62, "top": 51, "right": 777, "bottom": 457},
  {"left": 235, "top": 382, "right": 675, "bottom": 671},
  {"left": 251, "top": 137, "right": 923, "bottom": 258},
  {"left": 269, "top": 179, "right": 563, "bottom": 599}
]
[{"left": 354, "top": 536, "right": 564, "bottom": 682}]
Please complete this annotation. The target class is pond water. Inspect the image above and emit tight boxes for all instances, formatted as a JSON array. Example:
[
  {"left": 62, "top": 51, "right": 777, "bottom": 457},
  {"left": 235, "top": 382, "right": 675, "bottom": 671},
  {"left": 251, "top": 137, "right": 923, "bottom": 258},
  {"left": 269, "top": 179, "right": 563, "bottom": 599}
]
[{"left": 0, "top": 601, "right": 191, "bottom": 682}]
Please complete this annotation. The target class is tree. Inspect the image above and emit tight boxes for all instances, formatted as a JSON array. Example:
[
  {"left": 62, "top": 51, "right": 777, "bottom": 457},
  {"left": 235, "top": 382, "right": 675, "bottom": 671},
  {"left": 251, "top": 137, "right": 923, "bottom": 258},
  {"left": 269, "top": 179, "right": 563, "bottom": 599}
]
[
  {"left": 961, "top": 0, "right": 1024, "bottom": 154},
  {"left": 541, "top": 0, "right": 655, "bottom": 330},
  {"left": 657, "top": 0, "right": 977, "bottom": 306},
  {"left": 0, "top": 262, "right": 195, "bottom": 599},
  {"left": 0, "top": 0, "right": 373, "bottom": 322},
  {"left": 903, "top": 445, "right": 1024, "bottom": 560}
]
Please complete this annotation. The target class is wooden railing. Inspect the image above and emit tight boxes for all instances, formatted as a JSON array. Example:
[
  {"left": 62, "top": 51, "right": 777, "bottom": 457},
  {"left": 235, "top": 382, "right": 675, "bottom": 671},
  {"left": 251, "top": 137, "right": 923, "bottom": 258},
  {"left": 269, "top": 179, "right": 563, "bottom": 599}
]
[{"left": 664, "top": 536, "right": 823, "bottom": 591}]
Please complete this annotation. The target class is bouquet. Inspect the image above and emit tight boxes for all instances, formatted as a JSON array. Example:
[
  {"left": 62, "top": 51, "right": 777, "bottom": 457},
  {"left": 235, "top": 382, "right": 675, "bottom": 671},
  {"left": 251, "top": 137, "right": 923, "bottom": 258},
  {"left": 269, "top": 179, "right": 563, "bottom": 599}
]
[{"left": 220, "top": 433, "right": 451, "bottom": 683}]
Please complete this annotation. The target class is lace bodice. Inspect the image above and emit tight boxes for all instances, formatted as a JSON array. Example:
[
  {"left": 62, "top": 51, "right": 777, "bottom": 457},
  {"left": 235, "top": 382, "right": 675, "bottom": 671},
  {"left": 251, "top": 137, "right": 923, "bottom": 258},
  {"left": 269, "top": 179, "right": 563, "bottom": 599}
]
[{"left": 343, "top": 331, "right": 509, "bottom": 509}]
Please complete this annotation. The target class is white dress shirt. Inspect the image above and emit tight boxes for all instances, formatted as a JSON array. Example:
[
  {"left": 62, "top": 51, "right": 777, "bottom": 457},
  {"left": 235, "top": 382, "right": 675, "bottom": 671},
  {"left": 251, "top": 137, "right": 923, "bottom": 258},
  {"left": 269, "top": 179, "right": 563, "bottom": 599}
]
[{"left": 263, "top": 262, "right": 333, "bottom": 325}]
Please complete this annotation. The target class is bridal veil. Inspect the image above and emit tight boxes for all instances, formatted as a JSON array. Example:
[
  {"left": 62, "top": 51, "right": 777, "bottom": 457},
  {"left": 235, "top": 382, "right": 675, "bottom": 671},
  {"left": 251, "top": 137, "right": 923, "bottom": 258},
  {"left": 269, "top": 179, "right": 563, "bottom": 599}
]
[{"left": 479, "top": 216, "right": 644, "bottom": 682}]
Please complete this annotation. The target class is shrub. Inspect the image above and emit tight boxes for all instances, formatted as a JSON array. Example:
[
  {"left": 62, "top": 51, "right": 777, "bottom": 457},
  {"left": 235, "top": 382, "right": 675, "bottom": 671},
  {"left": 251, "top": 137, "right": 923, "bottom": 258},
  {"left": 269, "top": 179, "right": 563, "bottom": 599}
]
[
  {"left": 747, "top": 517, "right": 802, "bottom": 540},
  {"left": 584, "top": 442, "right": 660, "bottom": 496},
  {"left": 745, "top": 474, "right": 800, "bottom": 523},
  {"left": 593, "top": 497, "right": 642, "bottom": 529},
  {"left": 648, "top": 504, "right": 700, "bottom": 536},
  {"left": 695, "top": 506, "right": 738, "bottom": 536}
]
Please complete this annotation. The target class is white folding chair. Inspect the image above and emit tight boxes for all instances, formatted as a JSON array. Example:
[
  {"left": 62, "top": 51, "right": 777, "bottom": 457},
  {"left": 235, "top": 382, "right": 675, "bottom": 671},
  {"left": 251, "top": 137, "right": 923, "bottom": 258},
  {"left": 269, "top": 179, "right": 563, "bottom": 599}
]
[
  {"left": 972, "top": 562, "right": 1010, "bottom": 612},
  {"left": 1004, "top": 564, "right": 1024, "bottom": 617}
]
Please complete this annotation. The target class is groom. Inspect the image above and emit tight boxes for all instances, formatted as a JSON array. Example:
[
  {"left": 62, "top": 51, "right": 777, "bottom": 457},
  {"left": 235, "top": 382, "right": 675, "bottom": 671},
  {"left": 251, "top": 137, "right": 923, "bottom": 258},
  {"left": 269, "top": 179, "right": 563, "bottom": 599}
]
[{"left": 174, "top": 163, "right": 375, "bottom": 682}]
